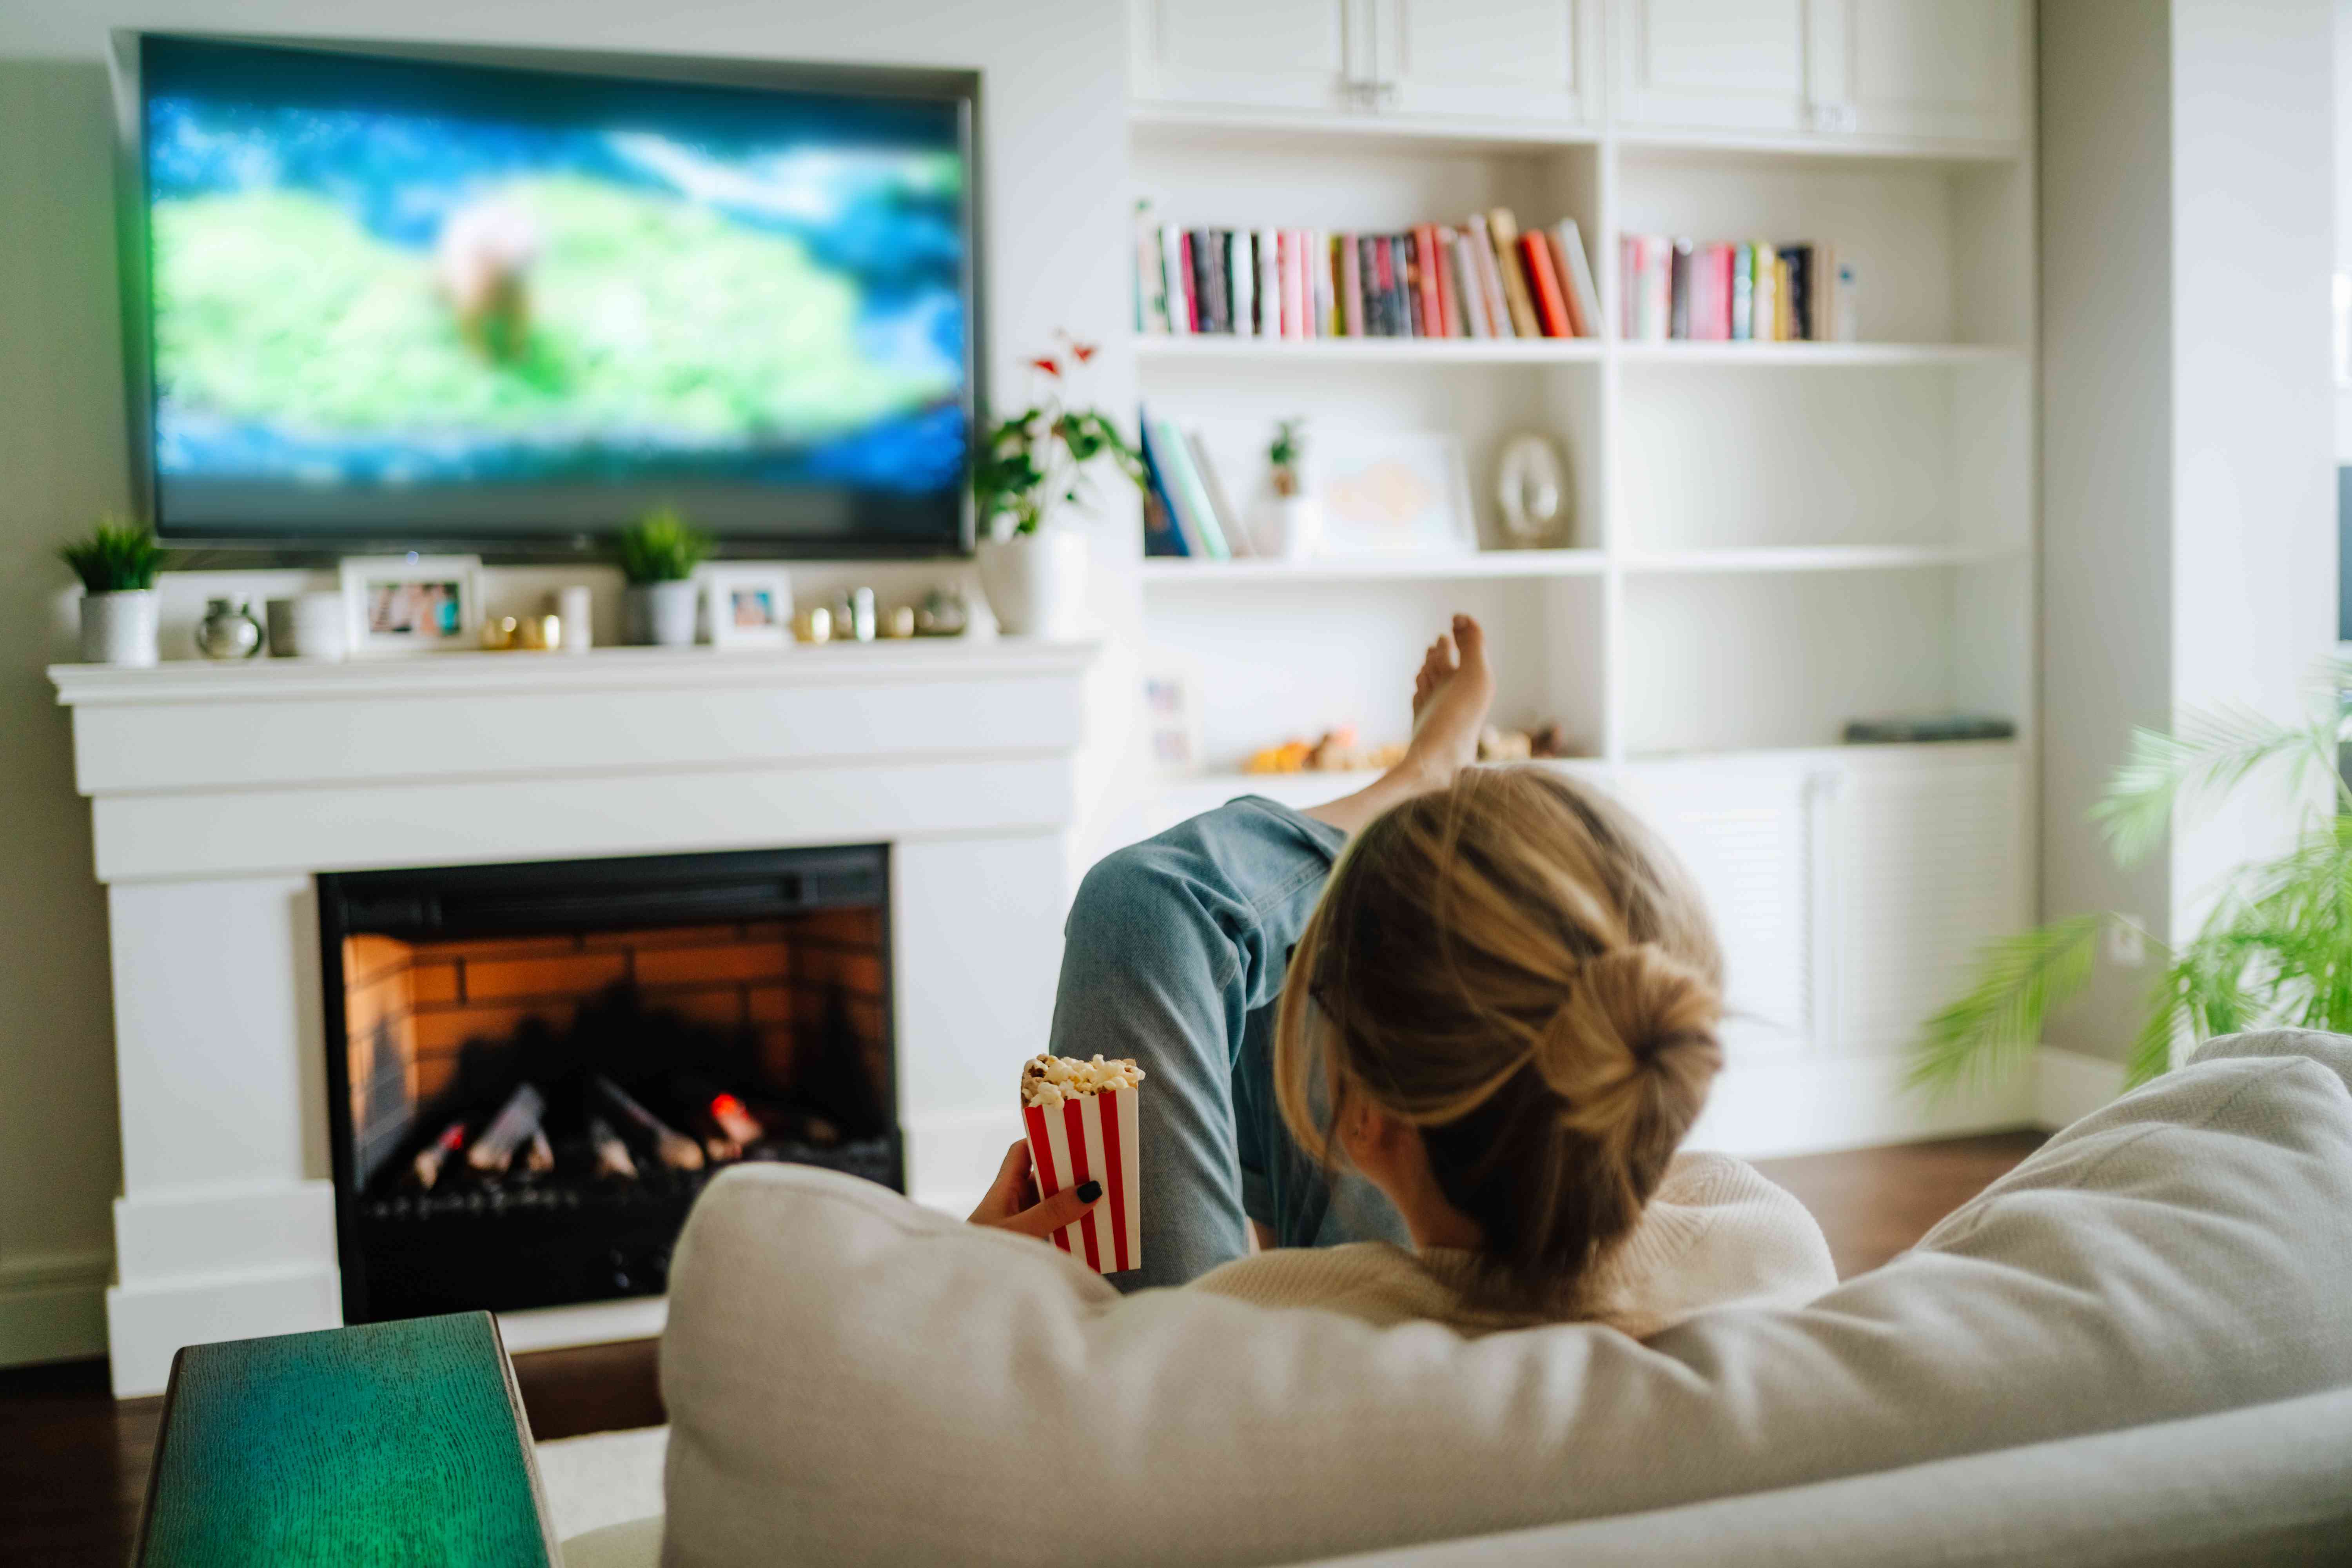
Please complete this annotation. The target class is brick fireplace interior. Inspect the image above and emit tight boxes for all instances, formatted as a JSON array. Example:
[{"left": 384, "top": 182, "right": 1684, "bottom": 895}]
[{"left": 321, "top": 846, "right": 896, "bottom": 1323}]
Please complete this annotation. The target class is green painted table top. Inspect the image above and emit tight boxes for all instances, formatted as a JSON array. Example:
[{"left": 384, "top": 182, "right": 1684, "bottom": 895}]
[{"left": 134, "top": 1311, "right": 557, "bottom": 1568}]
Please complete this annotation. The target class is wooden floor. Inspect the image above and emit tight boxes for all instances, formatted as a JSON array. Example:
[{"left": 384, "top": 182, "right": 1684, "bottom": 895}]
[{"left": 0, "top": 1131, "right": 2042, "bottom": 1566}]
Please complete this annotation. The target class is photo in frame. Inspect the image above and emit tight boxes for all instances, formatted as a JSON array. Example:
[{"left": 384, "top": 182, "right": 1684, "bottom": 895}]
[
  {"left": 339, "top": 555, "right": 483, "bottom": 655},
  {"left": 702, "top": 564, "right": 794, "bottom": 650},
  {"left": 1141, "top": 659, "right": 1203, "bottom": 778},
  {"left": 1310, "top": 429, "right": 1479, "bottom": 558}
]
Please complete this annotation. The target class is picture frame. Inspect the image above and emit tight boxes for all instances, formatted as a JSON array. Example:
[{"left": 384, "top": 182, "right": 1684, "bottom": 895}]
[
  {"left": 1141, "top": 659, "right": 1203, "bottom": 778},
  {"left": 1310, "top": 429, "right": 1479, "bottom": 558},
  {"left": 339, "top": 555, "right": 483, "bottom": 656},
  {"left": 702, "top": 564, "right": 794, "bottom": 650}
]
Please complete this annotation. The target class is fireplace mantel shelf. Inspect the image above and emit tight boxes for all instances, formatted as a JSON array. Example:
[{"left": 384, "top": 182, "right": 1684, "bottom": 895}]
[{"left": 50, "top": 634, "right": 1101, "bottom": 709}]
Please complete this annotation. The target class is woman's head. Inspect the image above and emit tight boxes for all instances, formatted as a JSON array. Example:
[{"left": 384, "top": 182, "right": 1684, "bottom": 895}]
[{"left": 1274, "top": 766, "right": 1725, "bottom": 1316}]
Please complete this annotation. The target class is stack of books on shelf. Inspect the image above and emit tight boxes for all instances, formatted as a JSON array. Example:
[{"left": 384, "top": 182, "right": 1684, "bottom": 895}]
[
  {"left": 1138, "top": 410, "right": 1244, "bottom": 560},
  {"left": 1619, "top": 238, "right": 1857, "bottom": 343},
  {"left": 1135, "top": 203, "right": 1601, "bottom": 342}
]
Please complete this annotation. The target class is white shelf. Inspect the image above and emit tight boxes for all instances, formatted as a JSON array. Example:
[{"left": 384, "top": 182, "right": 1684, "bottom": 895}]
[
  {"left": 1129, "top": 103, "right": 1602, "bottom": 155},
  {"left": 1618, "top": 342, "right": 2022, "bottom": 368},
  {"left": 1138, "top": 336, "right": 1601, "bottom": 366},
  {"left": 1140, "top": 550, "right": 1604, "bottom": 584},
  {"left": 1622, "top": 545, "right": 2010, "bottom": 575}
]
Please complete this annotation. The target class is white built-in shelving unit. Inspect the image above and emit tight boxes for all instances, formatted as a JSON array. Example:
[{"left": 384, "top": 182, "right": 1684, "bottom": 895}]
[{"left": 1126, "top": 0, "right": 2041, "bottom": 1149}]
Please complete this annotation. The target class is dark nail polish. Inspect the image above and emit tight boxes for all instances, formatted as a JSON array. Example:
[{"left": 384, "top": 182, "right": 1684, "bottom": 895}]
[{"left": 1076, "top": 1180, "right": 1102, "bottom": 1203}]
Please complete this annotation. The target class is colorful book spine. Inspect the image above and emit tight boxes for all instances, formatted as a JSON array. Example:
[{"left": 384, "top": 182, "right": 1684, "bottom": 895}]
[
  {"left": 1138, "top": 417, "right": 1200, "bottom": 557},
  {"left": 1751, "top": 243, "right": 1777, "bottom": 343},
  {"left": 1668, "top": 239, "right": 1693, "bottom": 341},
  {"left": 1229, "top": 230, "right": 1256, "bottom": 338},
  {"left": 1341, "top": 234, "right": 1365, "bottom": 337},
  {"left": 1520, "top": 231, "right": 1570, "bottom": 338},
  {"left": 1468, "top": 215, "right": 1515, "bottom": 338},
  {"left": 1434, "top": 226, "right": 1466, "bottom": 338},
  {"left": 1134, "top": 202, "right": 1169, "bottom": 335},
  {"left": 1730, "top": 242, "right": 1754, "bottom": 340},
  {"left": 1486, "top": 209, "right": 1542, "bottom": 338},
  {"left": 1146, "top": 416, "right": 1229, "bottom": 560},
  {"left": 1165, "top": 227, "right": 1196, "bottom": 334},
  {"left": 1554, "top": 220, "right": 1601, "bottom": 341},
  {"left": 1412, "top": 226, "right": 1444, "bottom": 340},
  {"left": 1290, "top": 229, "right": 1312, "bottom": 339}
]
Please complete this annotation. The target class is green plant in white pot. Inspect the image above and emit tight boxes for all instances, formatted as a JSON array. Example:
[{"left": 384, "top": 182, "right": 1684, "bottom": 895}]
[
  {"left": 616, "top": 507, "right": 711, "bottom": 648},
  {"left": 61, "top": 517, "right": 164, "bottom": 666},
  {"left": 1916, "top": 664, "right": 2352, "bottom": 1094},
  {"left": 970, "top": 336, "right": 1143, "bottom": 638}
]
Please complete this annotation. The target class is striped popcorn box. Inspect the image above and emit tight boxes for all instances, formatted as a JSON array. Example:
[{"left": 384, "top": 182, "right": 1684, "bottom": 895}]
[{"left": 1020, "top": 1082, "right": 1142, "bottom": 1275}]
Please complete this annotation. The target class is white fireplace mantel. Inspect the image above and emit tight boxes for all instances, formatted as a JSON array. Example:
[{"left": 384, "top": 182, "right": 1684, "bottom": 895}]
[{"left": 52, "top": 637, "right": 1100, "bottom": 1395}]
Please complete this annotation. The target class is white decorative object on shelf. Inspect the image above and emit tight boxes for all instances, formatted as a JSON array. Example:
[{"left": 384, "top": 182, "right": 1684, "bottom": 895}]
[
  {"left": 339, "top": 555, "right": 483, "bottom": 657},
  {"left": 977, "top": 528, "right": 1089, "bottom": 637},
  {"left": 1250, "top": 494, "right": 1323, "bottom": 559},
  {"left": 701, "top": 565, "right": 793, "bottom": 651},
  {"left": 1495, "top": 433, "right": 1571, "bottom": 546},
  {"left": 79, "top": 589, "right": 159, "bottom": 667},
  {"left": 557, "top": 585, "right": 594, "bottom": 655}
]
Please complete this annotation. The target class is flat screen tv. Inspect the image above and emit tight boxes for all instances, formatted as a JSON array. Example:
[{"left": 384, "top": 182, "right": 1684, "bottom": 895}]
[{"left": 111, "top": 33, "right": 980, "bottom": 554}]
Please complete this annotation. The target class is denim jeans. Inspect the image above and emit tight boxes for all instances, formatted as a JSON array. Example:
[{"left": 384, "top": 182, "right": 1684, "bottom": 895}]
[{"left": 1045, "top": 796, "right": 1410, "bottom": 1290}]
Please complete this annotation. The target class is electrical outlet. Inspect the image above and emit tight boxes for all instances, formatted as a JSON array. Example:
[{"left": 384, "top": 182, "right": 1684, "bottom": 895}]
[{"left": 2105, "top": 917, "right": 2147, "bottom": 969}]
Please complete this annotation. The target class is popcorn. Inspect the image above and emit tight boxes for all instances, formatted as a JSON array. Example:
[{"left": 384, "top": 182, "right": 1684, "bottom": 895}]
[
  {"left": 1019, "top": 1053, "right": 1144, "bottom": 1274},
  {"left": 1020, "top": 1052, "right": 1144, "bottom": 1107}
]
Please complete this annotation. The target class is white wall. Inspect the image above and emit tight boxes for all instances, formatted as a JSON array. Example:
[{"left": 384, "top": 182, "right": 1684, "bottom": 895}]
[
  {"left": 2039, "top": 0, "right": 2336, "bottom": 1064},
  {"left": 0, "top": 0, "right": 1134, "bottom": 1365}
]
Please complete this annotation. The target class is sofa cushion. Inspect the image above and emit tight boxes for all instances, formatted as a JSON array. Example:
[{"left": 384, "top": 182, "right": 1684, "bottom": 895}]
[{"left": 659, "top": 1031, "right": 2352, "bottom": 1568}]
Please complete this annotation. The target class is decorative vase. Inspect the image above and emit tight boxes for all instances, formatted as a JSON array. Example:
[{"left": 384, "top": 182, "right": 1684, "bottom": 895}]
[
  {"left": 1252, "top": 494, "right": 1323, "bottom": 561},
  {"left": 975, "top": 529, "right": 1089, "bottom": 638},
  {"left": 79, "top": 588, "right": 159, "bottom": 667},
  {"left": 196, "top": 597, "right": 264, "bottom": 660},
  {"left": 630, "top": 580, "right": 700, "bottom": 647}
]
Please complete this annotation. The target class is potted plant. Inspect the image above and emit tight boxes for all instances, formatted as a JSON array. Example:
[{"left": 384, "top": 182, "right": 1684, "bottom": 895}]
[
  {"left": 970, "top": 335, "right": 1143, "bottom": 637},
  {"left": 60, "top": 516, "right": 164, "bottom": 666},
  {"left": 1250, "top": 417, "right": 1320, "bottom": 560},
  {"left": 616, "top": 507, "right": 711, "bottom": 647},
  {"left": 1915, "top": 664, "right": 2352, "bottom": 1094}
]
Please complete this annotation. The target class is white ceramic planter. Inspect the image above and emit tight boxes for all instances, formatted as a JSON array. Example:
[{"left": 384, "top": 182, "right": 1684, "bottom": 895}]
[
  {"left": 629, "top": 580, "right": 701, "bottom": 647},
  {"left": 976, "top": 529, "right": 1089, "bottom": 638},
  {"left": 1251, "top": 495, "right": 1324, "bottom": 561},
  {"left": 79, "top": 589, "right": 159, "bottom": 666}
]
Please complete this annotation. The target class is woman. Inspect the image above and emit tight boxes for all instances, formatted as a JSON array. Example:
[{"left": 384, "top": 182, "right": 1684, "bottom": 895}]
[{"left": 971, "top": 617, "right": 1831, "bottom": 1332}]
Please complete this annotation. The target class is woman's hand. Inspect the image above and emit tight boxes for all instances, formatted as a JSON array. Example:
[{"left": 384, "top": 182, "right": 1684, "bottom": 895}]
[{"left": 967, "top": 1139, "right": 1103, "bottom": 1238}]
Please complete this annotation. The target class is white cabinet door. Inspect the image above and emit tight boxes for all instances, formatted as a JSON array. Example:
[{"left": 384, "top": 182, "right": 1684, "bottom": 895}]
[
  {"left": 1835, "top": 753, "right": 2030, "bottom": 1058},
  {"left": 1375, "top": 0, "right": 1599, "bottom": 125},
  {"left": 1616, "top": 763, "right": 1825, "bottom": 1060},
  {"left": 1613, "top": 0, "right": 1812, "bottom": 133},
  {"left": 1132, "top": 0, "right": 1368, "bottom": 113},
  {"left": 1818, "top": 0, "right": 2027, "bottom": 144}
]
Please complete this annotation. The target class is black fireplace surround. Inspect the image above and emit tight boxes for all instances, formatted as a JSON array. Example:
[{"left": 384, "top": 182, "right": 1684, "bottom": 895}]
[{"left": 319, "top": 845, "right": 899, "bottom": 1323}]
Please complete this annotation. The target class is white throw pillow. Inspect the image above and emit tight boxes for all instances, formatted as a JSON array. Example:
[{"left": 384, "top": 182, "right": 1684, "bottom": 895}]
[{"left": 659, "top": 1031, "right": 2352, "bottom": 1568}]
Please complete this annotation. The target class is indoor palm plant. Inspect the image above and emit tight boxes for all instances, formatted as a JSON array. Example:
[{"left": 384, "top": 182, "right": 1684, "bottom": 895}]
[
  {"left": 1915, "top": 662, "right": 2352, "bottom": 1093},
  {"left": 60, "top": 515, "right": 165, "bottom": 666},
  {"left": 970, "top": 334, "right": 1142, "bottom": 637},
  {"left": 616, "top": 506, "right": 711, "bottom": 647}
]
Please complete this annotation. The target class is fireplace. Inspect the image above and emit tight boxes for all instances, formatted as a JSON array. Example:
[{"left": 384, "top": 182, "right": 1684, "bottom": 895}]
[{"left": 319, "top": 845, "right": 897, "bottom": 1323}]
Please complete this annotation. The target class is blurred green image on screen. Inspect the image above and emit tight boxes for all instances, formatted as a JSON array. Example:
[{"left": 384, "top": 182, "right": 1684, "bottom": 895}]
[{"left": 135, "top": 35, "right": 971, "bottom": 544}]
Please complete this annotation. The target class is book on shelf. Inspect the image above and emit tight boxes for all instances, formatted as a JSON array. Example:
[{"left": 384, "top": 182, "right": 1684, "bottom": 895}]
[
  {"left": 1139, "top": 210, "right": 1599, "bottom": 344},
  {"left": 1620, "top": 235, "right": 1840, "bottom": 343},
  {"left": 1140, "top": 412, "right": 1236, "bottom": 561}
]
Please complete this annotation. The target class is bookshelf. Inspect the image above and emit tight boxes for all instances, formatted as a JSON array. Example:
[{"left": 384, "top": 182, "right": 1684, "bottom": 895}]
[{"left": 1125, "top": 0, "right": 2038, "bottom": 1149}]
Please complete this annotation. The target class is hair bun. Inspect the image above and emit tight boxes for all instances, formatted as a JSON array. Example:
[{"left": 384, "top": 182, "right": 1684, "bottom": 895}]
[{"left": 1537, "top": 943, "right": 1724, "bottom": 1143}]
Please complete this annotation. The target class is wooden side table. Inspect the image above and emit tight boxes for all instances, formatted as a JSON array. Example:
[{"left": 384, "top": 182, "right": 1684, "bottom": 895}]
[{"left": 132, "top": 1311, "right": 559, "bottom": 1566}]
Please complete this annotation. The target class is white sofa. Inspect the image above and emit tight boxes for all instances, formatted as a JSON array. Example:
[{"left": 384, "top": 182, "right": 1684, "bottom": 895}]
[{"left": 551, "top": 1031, "right": 2352, "bottom": 1566}]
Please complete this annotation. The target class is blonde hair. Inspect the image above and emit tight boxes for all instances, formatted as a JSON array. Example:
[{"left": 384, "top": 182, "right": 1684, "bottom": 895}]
[{"left": 1274, "top": 766, "right": 1725, "bottom": 1318}]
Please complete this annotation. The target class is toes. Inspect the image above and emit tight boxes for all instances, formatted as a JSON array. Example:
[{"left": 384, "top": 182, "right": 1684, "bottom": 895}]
[{"left": 1451, "top": 614, "right": 1487, "bottom": 665}]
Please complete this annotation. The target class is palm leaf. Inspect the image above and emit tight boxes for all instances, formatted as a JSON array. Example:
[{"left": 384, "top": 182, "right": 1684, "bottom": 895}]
[
  {"left": 1910, "top": 915, "right": 2103, "bottom": 1096},
  {"left": 2090, "top": 704, "right": 2324, "bottom": 866}
]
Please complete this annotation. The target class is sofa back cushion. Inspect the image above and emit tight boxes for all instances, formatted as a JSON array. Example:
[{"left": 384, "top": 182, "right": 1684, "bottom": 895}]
[{"left": 659, "top": 1032, "right": 2352, "bottom": 1568}]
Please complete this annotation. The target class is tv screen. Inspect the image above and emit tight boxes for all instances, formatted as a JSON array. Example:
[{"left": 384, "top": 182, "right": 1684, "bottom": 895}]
[{"left": 118, "top": 34, "right": 976, "bottom": 552}]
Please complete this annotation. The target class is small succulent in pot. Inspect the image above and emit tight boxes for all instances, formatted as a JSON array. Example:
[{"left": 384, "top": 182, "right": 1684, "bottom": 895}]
[
  {"left": 615, "top": 506, "right": 712, "bottom": 647},
  {"left": 60, "top": 516, "right": 165, "bottom": 666},
  {"left": 1268, "top": 418, "right": 1307, "bottom": 498}
]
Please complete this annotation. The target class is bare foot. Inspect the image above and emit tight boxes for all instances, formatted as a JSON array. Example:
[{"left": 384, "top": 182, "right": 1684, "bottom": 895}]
[
  {"left": 1301, "top": 615, "right": 1495, "bottom": 838},
  {"left": 1403, "top": 614, "right": 1495, "bottom": 789}
]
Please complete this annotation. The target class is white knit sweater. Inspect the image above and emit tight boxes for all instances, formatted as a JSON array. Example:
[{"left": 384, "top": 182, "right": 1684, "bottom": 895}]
[{"left": 1190, "top": 1152, "right": 1837, "bottom": 1337}]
